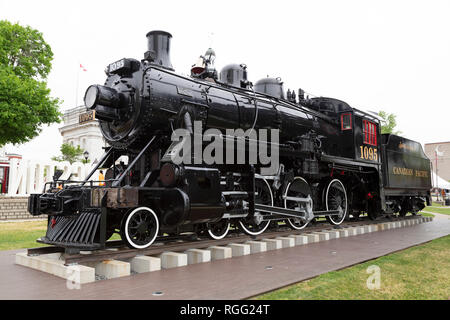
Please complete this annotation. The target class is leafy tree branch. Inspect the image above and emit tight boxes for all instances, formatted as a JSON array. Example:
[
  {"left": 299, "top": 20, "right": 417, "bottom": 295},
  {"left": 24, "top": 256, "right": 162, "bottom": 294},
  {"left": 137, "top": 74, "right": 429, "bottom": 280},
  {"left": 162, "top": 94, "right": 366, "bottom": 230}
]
[
  {"left": 0, "top": 20, "right": 61, "bottom": 147},
  {"left": 52, "top": 143, "right": 86, "bottom": 164},
  {"left": 378, "top": 110, "right": 402, "bottom": 135}
]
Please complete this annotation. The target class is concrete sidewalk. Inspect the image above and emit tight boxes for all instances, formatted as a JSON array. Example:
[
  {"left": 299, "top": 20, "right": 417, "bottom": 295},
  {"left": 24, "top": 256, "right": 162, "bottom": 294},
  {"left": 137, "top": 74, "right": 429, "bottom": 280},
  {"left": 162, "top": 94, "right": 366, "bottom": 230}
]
[{"left": 0, "top": 215, "right": 449, "bottom": 300}]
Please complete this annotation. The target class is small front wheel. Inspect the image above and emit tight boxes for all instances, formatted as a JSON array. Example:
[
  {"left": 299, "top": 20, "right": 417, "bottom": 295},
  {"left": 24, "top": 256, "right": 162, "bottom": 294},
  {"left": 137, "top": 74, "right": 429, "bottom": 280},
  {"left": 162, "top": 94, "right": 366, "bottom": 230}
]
[
  {"left": 206, "top": 220, "right": 230, "bottom": 240},
  {"left": 121, "top": 207, "right": 159, "bottom": 249}
]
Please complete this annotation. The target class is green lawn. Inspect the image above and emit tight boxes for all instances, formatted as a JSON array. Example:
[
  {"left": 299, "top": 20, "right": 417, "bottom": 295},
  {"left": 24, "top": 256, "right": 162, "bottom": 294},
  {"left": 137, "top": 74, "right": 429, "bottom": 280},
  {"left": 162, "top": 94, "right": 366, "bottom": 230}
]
[
  {"left": 431, "top": 202, "right": 445, "bottom": 207},
  {"left": 255, "top": 235, "right": 450, "bottom": 300},
  {"left": 419, "top": 211, "right": 435, "bottom": 217},
  {"left": 422, "top": 206, "right": 450, "bottom": 215},
  {"left": 0, "top": 220, "right": 49, "bottom": 251},
  {"left": 0, "top": 220, "right": 122, "bottom": 251}
]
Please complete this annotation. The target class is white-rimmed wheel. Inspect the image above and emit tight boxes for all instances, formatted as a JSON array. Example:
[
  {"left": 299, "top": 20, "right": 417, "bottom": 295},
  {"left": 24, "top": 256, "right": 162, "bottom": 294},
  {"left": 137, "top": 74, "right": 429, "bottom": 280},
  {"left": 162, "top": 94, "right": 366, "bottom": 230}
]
[
  {"left": 284, "top": 177, "right": 312, "bottom": 230},
  {"left": 206, "top": 220, "right": 230, "bottom": 240},
  {"left": 121, "top": 207, "right": 159, "bottom": 249},
  {"left": 325, "top": 179, "right": 348, "bottom": 225},
  {"left": 238, "top": 178, "right": 273, "bottom": 236}
]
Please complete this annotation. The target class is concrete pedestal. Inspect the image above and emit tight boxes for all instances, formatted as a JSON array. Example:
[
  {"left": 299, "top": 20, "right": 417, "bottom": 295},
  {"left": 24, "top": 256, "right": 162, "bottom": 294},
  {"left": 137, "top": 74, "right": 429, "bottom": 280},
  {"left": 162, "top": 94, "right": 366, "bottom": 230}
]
[
  {"left": 185, "top": 249, "right": 211, "bottom": 264},
  {"left": 160, "top": 252, "right": 188, "bottom": 269},
  {"left": 245, "top": 241, "right": 267, "bottom": 253},
  {"left": 262, "top": 239, "right": 282, "bottom": 250},
  {"left": 227, "top": 243, "right": 251, "bottom": 256},
  {"left": 95, "top": 260, "right": 130, "bottom": 279},
  {"left": 313, "top": 232, "right": 330, "bottom": 241},
  {"left": 130, "top": 256, "right": 161, "bottom": 273},
  {"left": 338, "top": 229, "right": 349, "bottom": 237},
  {"left": 305, "top": 233, "right": 320, "bottom": 243},
  {"left": 15, "top": 252, "right": 95, "bottom": 284},
  {"left": 275, "top": 237, "right": 295, "bottom": 248},
  {"left": 288, "top": 235, "right": 308, "bottom": 245},
  {"left": 208, "top": 246, "right": 232, "bottom": 260}
]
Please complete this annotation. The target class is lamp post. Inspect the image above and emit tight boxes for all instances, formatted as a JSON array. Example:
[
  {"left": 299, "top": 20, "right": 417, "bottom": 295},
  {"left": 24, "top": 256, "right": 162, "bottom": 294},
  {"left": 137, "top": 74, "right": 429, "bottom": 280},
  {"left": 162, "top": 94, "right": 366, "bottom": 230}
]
[
  {"left": 435, "top": 146, "right": 444, "bottom": 201},
  {"left": 83, "top": 150, "right": 89, "bottom": 164}
]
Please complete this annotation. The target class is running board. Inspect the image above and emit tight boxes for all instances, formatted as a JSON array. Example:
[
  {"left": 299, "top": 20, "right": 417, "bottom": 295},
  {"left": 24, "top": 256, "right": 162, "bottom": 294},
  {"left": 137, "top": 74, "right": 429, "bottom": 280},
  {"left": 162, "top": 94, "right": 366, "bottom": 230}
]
[{"left": 254, "top": 204, "right": 340, "bottom": 219}]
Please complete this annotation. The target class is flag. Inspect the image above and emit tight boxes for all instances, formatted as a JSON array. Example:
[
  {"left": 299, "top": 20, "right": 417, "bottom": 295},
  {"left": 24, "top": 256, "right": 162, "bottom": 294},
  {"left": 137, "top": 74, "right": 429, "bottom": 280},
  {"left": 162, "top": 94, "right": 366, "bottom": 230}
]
[{"left": 80, "top": 64, "right": 87, "bottom": 72}]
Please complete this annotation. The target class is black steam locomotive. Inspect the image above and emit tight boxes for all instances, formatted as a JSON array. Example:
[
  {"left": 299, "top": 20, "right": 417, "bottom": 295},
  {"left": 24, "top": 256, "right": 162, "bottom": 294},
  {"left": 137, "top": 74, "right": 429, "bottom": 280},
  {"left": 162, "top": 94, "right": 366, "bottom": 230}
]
[{"left": 28, "top": 31, "right": 432, "bottom": 251}]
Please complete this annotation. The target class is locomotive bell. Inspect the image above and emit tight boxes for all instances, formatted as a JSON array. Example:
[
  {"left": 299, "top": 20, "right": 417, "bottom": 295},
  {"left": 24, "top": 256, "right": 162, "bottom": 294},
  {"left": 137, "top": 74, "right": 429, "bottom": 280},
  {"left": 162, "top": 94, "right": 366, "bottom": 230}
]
[
  {"left": 191, "top": 48, "right": 217, "bottom": 79},
  {"left": 145, "top": 30, "right": 174, "bottom": 71},
  {"left": 191, "top": 56, "right": 206, "bottom": 75}
]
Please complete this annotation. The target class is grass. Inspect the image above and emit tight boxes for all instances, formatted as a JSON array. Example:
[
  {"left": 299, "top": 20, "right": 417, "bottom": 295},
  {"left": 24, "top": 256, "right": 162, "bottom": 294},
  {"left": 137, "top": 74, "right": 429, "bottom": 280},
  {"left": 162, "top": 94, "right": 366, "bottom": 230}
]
[
  {"left": 422, "top": 206, "right": 450, "bottom": 215},
  {"left": 420, "top": 211, "right": 435, "bottom": 217},
  {"left": 0, "top": 219, "right": 123, "bottom": 251},
  {"left": 431, "top": 202, "right": 445, "bottom": 207},
  {"left": 0, "top": 220, "right": 49, "bottom": 251},
  {"left": 254, "top": 235, "right": 450, "bottom": 300}
]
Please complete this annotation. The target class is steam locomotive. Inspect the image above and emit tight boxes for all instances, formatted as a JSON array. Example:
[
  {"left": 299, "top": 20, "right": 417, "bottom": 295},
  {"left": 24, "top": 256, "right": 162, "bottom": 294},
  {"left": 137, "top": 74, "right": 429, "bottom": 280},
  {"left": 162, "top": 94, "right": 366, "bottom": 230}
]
[{"left": 28, "top": 30, "right": 432, "bottom": 251}]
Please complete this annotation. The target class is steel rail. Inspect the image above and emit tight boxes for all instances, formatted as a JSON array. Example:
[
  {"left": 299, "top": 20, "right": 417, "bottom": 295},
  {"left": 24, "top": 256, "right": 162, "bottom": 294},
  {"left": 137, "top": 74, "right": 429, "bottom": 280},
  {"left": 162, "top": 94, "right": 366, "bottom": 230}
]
[{"left": 46, "top": 215, "right": 421, "bottom": 265}]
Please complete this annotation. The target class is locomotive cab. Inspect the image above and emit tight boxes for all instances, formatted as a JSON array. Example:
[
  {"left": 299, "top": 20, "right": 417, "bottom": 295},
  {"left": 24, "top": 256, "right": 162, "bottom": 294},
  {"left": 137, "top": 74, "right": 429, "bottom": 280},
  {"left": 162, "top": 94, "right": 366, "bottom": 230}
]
[
  {"left": 337, "top": 107, "right": 382, "bottom": 164},
  {"left": 308, "top": 97, "right": 352, "bottom": 116},
  {"left": 306, "top": 97, "right": 381, "bottom": 163}
]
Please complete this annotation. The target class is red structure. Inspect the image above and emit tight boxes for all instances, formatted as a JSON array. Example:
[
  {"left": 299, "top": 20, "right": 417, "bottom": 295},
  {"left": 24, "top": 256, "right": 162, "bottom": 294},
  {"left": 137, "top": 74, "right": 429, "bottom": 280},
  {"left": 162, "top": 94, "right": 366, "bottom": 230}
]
[{"left": 0, "top": 153, "right": 22, "bottom": 194}]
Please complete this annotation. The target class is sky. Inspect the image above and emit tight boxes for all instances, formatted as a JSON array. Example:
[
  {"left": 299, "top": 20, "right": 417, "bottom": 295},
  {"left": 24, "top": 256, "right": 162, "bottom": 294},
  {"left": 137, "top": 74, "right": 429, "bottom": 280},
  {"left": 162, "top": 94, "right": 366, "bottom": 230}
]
[{"left": 1, "top": 0, "right": 449, "bottom": 160}]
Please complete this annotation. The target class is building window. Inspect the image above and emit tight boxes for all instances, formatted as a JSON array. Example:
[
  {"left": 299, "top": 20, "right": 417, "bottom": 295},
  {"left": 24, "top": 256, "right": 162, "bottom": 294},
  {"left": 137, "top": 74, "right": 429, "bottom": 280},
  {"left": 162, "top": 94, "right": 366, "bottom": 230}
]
[
  {"left": 341, "top": 114, "right": 352, "bottom": 130},
  {"left": 363, "top": 120, "right": 377, "bottom": 146}
]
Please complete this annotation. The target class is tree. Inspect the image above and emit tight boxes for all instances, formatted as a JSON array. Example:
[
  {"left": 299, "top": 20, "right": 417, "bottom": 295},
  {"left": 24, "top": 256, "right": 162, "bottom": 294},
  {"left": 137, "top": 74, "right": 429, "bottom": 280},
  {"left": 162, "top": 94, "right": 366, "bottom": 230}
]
[
  {"left": 0, "top": 20, "right": 61, "bottom": 147},
  {"left": 52, "top": 143, "right": 85, "bottom": 164},
  {"left": 378, "top": 110, "right": 402, "bottom": 135}
]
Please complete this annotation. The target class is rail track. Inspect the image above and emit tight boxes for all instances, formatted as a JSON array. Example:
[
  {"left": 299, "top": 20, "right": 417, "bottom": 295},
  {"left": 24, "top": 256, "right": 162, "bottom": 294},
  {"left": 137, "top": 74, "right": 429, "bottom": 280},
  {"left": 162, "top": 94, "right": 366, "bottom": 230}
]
[{"left": 27, "top": 215, "right": 425, "bottom": 266}]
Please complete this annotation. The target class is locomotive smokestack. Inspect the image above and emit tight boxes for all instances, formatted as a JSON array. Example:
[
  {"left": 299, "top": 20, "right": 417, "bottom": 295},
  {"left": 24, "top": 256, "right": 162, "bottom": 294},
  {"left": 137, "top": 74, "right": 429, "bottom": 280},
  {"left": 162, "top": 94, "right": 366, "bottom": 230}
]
[{"left": 145, "top": 30, "right": 174, "bottom": 71}]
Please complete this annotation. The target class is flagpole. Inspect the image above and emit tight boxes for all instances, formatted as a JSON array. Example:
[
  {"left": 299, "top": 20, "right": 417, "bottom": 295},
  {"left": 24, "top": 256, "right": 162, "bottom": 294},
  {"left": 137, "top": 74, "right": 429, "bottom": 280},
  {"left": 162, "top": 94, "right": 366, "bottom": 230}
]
[
  {"left": 75, "top": 62, "right": 80, "bottom": 107},
  {"left": 436, "top": 151, "right": 439, "bottom": 200}
]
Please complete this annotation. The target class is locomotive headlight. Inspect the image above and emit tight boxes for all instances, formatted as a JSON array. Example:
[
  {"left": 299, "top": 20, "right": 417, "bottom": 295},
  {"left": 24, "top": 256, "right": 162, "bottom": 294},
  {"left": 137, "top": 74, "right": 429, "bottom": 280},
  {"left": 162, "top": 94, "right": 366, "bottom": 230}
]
[
  {"left": 84, "top": 85, "right": 99, "bottom": 109},
  {"left": 83, "top": 84, "right": 120, "bottom": 110}
]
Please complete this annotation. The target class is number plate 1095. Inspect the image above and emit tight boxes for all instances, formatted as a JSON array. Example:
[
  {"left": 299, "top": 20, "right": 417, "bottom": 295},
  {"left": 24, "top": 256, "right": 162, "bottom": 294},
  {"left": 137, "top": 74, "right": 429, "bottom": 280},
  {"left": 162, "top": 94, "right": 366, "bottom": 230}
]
[
  {"left": 360, "top": 146, "right": 378, "bottom": 161},
  {"left": 109, "top": 59, "right": 125, "bottom": 73}
]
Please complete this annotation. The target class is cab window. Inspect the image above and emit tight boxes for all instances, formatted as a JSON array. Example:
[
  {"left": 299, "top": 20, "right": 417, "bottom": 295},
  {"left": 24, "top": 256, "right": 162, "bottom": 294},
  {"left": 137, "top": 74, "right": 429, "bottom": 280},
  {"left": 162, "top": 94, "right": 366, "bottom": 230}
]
[
  {"left": 341, "top": 113, "right": 352, "bottom": 130},
  {"left": 363, "top": 120, "right": 377, "bottom": 146}
]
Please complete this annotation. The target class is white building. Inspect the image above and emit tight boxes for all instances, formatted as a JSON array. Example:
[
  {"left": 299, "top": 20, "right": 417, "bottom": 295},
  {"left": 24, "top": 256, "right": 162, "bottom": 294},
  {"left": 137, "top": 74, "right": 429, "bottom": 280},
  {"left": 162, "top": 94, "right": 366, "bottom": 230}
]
[
  {"left": 59, "top": 106, "right": 107, "bottom": 164},
  {"left": 424, "top": 142, "right": 450, "bottom": 182}
]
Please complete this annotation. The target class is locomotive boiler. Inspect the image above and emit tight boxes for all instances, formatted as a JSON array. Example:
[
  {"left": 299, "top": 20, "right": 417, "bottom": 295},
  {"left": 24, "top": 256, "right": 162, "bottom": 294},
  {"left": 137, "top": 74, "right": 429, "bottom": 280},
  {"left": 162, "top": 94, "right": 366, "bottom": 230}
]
[{"left": 28, "top": 30, "right": 432, "bottom": 251}]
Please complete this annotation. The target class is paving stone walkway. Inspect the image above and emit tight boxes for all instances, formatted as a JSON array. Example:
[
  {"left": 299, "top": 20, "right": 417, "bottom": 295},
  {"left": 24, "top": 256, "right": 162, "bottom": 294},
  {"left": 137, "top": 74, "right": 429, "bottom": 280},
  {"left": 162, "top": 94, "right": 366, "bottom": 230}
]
[{"left": 0, "top": 215, "right": 449, "bottom": 300}]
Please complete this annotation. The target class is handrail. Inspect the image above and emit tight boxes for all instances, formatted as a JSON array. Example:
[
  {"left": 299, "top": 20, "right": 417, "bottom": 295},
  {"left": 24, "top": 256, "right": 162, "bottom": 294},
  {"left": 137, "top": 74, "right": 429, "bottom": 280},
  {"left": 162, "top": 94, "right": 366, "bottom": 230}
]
[
  {"left": 81, "top": 147, "right": 114, "bottom": 186},
  {"left": 112, "top": 136, "right": 156, "bottom": 187}
]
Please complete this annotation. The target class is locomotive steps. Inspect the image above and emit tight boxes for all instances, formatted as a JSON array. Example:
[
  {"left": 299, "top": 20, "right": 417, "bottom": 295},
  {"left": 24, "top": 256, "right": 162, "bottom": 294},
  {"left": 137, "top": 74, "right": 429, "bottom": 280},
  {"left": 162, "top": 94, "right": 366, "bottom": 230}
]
[{"left": 15, "top": 216, "right": 433, "bottom": 284}]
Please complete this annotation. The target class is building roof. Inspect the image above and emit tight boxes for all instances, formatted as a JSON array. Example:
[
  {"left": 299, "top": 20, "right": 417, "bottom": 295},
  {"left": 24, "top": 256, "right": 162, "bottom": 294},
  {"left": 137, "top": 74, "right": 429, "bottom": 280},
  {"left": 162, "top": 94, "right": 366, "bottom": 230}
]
[{"left": 425, "top": 141, "right": 450, "bottom": 145}]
